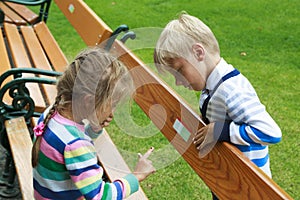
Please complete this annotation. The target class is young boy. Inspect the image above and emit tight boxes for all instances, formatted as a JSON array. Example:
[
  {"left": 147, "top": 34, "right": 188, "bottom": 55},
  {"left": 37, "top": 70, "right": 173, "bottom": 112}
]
[{"left": 154, "top": 12, "right": 282, "bottom": 199}]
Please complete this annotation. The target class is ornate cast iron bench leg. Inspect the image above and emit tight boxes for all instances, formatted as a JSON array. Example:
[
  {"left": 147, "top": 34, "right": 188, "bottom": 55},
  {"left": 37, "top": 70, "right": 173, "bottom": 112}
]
[{"left": 0, "top": 68, "right": 61, "bottom": 198}]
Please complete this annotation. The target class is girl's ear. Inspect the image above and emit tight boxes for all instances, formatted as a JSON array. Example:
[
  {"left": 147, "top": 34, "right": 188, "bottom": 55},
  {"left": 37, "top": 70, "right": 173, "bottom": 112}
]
[
  {"left": 83, "top": 94, "right": 94, "bottom": 110},
  {"left": 192, "top": 43, "right": 205, "bottom": 61}
]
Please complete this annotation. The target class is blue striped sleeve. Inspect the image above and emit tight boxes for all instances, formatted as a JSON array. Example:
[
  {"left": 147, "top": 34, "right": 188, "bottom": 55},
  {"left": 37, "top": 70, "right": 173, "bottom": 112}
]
[
  {"left": 250, "top": 126, "right": 281, "bottom": 144},
  {"left": 239, "top": 124, "right": 281, "bottom": 145}
]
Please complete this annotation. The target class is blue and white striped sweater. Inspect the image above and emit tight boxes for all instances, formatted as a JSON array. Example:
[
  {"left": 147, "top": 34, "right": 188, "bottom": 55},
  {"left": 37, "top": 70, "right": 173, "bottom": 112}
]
[{"left": 200, "top": 58, "right": 281, "bottom": 177}]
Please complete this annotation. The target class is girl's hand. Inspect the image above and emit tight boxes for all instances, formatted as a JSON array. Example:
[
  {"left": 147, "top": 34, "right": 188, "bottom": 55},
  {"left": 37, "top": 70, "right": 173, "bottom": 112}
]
[
  {"left": 100, "top": 114, "right": 113, "bottom": 128},
  {"left": 83, "top": 114, "right": 114, "bottom": 134},
  {"left": 133, "top": 147, "right": 156, "bottom": 182},
  {"left": 193, "top": 123, "right": 216, "bottom": 158}
]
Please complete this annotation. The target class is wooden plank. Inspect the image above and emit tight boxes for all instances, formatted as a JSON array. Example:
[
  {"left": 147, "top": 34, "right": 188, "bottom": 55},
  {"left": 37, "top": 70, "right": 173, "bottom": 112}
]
[
  {"left": 0, "top": 27, "right": 12, "bottom": 103},
  {"left": 54, "top": 0, "right": 112, "bottom": 46},
  {"left": 4, "top": 22, "right": 46, "bottom": 110},
  {"left": 4, "top": 15, "right": 13, "bottom": 23},
  {"left": 34, "top": 22, "right": 68, "bottom": 72},
  {"left": 95, "top": 130, "right": 148, "bottom": 200},
  {"left": 109, "top": 40, "right": 293, "bottom": 199},
  {"left": 5, "top": 2, "right": 39, "bottom": 24},
  {"left": 5, "top": 117, "right": 33, "bottom": 200},
  {"left": 0, "top": 2, "right": 26, "bottom": 25},
  {"left": 20, "top": 25, "right": 57, "bottom": 106},
  {"left": 4, "top": 23, "right": 31, "bottom": 68}
]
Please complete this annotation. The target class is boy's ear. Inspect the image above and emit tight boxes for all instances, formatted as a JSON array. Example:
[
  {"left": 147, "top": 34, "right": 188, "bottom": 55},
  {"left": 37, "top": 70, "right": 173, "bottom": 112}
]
[{"left": 192, "top": 43, "right": 205, "bottom": 61}]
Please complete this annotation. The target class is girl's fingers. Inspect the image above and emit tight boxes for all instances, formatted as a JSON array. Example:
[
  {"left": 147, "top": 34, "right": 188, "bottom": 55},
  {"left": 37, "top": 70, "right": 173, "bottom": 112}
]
[{"left": 141, "top": 147, "right": 154, "bottom": 159}]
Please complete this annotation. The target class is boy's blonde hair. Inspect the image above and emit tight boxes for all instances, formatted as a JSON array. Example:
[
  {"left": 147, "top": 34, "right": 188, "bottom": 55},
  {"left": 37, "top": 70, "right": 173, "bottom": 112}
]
[
  {"left": 154, "top": 12, "right": 220, "bottom": 70},
  {"left": 32, "top": 47, "right": 133, "bottom": 167}
]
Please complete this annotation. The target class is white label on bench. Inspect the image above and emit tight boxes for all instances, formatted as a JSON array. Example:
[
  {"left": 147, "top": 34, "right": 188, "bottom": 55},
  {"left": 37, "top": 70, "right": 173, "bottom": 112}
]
[
  {"left": 173, "top": 118, "right": 191, "bottom": 142},
  {"left": 68, "top": 4, "right": 75, "bottom": 13}
]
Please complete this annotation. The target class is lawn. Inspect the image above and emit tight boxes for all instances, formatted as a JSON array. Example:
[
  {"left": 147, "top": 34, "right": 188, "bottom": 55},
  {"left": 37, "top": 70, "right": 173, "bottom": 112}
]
[{"left": 45, "top": 0, "right": 299, "bottom": 199}]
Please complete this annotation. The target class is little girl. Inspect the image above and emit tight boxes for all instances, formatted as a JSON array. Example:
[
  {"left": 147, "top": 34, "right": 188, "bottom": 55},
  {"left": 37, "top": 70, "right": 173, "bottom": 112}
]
[{"left": 31, "top": 47, "right": 155, "bottom": 199}]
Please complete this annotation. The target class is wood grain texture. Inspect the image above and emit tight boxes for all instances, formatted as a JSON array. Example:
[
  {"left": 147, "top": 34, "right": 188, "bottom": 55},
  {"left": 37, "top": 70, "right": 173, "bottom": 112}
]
[{"left": 5, "top": 117, "right": 33, "bottom": 200}]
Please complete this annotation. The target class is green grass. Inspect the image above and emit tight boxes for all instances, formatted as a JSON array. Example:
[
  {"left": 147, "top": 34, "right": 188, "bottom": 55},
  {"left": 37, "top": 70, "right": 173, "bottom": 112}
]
[{"left": 45, "top": 0, "right": 299, "bottom": 199}]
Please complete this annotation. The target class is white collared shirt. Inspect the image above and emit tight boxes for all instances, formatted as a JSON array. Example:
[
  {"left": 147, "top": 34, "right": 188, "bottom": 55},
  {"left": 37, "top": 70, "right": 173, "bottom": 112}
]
[{"left": 199, "top": 58, "right": 282, "bottom": 177}]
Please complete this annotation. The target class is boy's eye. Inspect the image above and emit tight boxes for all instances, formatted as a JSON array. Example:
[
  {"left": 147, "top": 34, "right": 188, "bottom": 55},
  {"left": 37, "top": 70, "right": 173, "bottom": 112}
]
[{"left": 176, "top": 67, "right": 182, "bottom": 73}]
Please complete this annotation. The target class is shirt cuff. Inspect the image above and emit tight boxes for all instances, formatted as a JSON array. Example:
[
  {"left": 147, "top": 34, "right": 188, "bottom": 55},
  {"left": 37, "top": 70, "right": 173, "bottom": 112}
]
[{"left": 214, "top": 121, "right": 230, "bottom": 142}]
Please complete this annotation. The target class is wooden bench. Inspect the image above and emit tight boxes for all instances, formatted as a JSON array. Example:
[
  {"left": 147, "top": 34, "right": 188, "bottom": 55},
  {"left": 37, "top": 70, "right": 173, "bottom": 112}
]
[
  {"left": 0, "top": 0, "right": 293, "bottom": 199},
  {"left": 0, "top": 1, "right": 148, "bottom": 199}
]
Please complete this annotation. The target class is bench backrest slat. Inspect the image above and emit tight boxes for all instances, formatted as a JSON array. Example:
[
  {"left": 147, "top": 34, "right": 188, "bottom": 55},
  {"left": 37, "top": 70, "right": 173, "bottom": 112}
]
[{"left": 54, "top": 0, "right": 112, "bottom": 46}]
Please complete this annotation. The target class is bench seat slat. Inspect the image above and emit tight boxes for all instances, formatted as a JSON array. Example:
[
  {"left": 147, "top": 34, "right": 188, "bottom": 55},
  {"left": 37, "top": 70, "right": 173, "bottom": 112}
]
[
  {"left": 0, "top": 28, "right": 12, "bottom": 103},
  {"left": 4, "top": 22, "right": 46, "bottom": 109},
  {"left": 21, "top": 25, "right": 57, "bottom": 105},
  {"left": 5, "top": 117, "right": 33, "bottom": 200},
  {"left": 20, "top": 26, "right": 51, "bottom": 70},
  {"left": 34, "top": 22, "right": 68, "bottom": 72},
  {"left": 5, "top": 2, "right": 39, "bottom": 24},
  {"left": 0, "top": 2, "right": 26, "bottom": 25}
]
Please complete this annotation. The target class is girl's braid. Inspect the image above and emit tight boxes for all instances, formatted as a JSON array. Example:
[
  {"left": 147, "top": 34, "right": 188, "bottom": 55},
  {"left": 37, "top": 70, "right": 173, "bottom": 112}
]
[{"left": 43, "top": 95, "right": 61, "bottom": 127}]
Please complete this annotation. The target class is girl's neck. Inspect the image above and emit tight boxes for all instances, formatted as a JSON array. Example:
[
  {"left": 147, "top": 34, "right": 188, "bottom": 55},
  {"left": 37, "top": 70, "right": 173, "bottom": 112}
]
[{"left": 57, "top": 103, "right": 76, "bottom": 122}]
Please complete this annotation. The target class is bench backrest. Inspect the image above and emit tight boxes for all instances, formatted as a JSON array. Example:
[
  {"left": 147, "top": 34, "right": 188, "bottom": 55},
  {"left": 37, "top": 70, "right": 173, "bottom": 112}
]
[
  {"left": 54, "top": 0, "right": 112, "bottom": 46},
  {"left": 52, "top": 1, "right": 293, "bottom": 199}
]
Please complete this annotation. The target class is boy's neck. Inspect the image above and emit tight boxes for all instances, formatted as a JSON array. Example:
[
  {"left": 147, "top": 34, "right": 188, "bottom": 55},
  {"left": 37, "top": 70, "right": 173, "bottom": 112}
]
[{"left": 204, "top": 54, "right": 221, "bottom": 79}]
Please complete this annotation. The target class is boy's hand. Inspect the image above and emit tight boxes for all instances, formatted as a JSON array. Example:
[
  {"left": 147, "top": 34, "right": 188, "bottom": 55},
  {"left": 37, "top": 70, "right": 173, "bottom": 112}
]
[
  {"left": 133, "top": 147, "right": 156, "bottom": 182},
  {"left": 193, "top": 123, "right": 217, "bottom": 158}
]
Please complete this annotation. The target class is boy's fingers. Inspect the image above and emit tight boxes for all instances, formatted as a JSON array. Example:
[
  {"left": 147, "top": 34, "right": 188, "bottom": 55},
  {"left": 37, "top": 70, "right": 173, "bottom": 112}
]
[
  {"left": 194, "top": 136, "right": 205, "bottom": 147},
  {"left": 194, "top": 128, "right": 205, "bottom": 140}
]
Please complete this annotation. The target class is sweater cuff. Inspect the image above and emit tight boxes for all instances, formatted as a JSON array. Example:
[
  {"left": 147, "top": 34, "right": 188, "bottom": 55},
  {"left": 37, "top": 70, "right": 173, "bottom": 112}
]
[
  {"left": 214, "top": 121, "right": 230, "bottom": 142},
  {"left": 123, "top": 174, "right": 139, "bottom": 195},
  {"left": 84, "top": 124, "right": 103, "bottom": 139}
]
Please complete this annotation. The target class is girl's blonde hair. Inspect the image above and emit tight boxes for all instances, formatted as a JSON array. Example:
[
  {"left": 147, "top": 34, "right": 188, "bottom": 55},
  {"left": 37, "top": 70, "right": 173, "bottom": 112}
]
[
  {"left": 154, "top": 12, "right": 220, "bottom": 71},
  {"left": 32, "top": 47, "right": 134, "bottom": 167}
]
